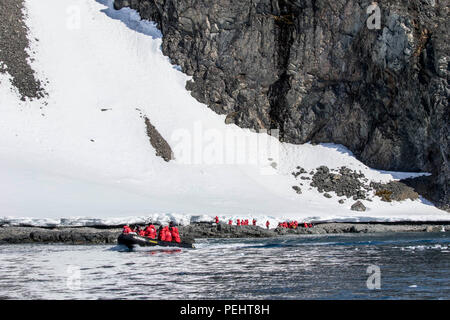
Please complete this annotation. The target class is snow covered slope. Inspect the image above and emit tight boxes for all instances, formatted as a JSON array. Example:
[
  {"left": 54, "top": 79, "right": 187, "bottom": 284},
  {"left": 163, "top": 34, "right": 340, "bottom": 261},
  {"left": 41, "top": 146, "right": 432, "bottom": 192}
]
[{"left": 0, "top": 0, "right": 448, "bottom": 225}]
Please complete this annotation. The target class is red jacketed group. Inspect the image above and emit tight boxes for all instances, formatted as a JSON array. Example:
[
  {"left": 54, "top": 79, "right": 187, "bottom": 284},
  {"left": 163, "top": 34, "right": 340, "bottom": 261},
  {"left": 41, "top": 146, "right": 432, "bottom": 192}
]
[
  {"left": 225, "top": 218, "right": 256, "bottom": 226},
  {"left": 122, "top": 223, "right": 181, "bottom": 243},
  {"left": 216, "top": 216, "right": 311, "bottom": 230},
  {"left": 277, "top": 221, "right": 313, "bottom": 229}
]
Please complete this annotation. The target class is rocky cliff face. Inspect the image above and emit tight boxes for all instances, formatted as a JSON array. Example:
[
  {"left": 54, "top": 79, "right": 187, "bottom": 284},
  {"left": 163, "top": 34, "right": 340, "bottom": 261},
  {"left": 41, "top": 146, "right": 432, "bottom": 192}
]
[{"left": 114, "top": 0, "right": 449, "bottom": 210}]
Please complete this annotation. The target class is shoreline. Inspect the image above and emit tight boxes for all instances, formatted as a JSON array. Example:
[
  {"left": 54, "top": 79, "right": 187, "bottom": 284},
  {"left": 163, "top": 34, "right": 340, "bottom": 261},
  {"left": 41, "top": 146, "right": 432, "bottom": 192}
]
[{"left": 0, "top": 222, "right": 448, "bottom": 245}]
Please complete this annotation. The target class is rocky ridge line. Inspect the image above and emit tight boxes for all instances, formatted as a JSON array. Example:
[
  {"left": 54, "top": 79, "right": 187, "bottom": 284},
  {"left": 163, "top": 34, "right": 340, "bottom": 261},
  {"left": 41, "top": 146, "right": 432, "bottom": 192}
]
[{"left": 1, "top": 223, "right": 448, "bottom": 245}]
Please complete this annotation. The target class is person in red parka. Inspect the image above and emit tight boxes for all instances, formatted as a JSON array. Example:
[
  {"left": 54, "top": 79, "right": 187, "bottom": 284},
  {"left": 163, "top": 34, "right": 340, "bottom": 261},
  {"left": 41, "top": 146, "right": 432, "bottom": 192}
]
[
  {"left": 304, "top": 222, "right": 309, "bottom": 228},
  {"left": 171, "top": 227, "right": 181, "bottom": 243},
  {"left": 123, "top": 225, "right": 132, "bottom": 234},
  {"left": 252, "top": 219, "right": 257, "bottom": 226},
  {"left": 237, "top": 219, "right": 241, "bottom": 226},
  {"left": 158, "top": 226, "right": 166, "bottom": 241},
  {"left": 164, "top": 226, "right": 172, "bottom": 242},
  {"left": 215, "top": 216, "right": 219, "bottom": 224},
  {"left": 266, "top": 220, "right": 270, "bottom": 230},
  {"left": 144, "top": 224, "right": 156, "bottom": 239},
  {"left": 135, "top": 226, "right": 145, "bottom": 236},
  {"left": 228, "top": 220, "right": 232, "bottom": 225}
]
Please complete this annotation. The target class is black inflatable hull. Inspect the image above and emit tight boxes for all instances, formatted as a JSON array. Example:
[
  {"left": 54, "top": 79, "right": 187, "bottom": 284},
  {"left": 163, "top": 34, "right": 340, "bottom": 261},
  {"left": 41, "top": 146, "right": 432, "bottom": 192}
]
[{"left": 118, "top": 234, "right": 195, "bottom": 249}]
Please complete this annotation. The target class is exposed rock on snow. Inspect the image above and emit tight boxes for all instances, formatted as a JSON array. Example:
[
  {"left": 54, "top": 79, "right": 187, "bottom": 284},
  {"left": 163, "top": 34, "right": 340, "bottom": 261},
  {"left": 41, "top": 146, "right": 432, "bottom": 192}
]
[
  {"left": 0, "top": 0, "right": 46, "bottom": 100},
  {"left": 292, "top": 186, "right": 302, "bottom": 194},
  {"left": 371, "top": 181, "right": 419, "bottom": 202},
  {"left": 310, "top": 166, "right": 368, "bottom": 200},
  {"left": 292, "top": 165, "right": 421, "bottom": 209},
  {"left": 401, "top": 175, "right": 445, "bottom": 208},
  {"left": 351, "top": 201, "right": 367, "bottom": 212},
  {"left": 144, "top": 116, "right": 174, "bottom": 162}
]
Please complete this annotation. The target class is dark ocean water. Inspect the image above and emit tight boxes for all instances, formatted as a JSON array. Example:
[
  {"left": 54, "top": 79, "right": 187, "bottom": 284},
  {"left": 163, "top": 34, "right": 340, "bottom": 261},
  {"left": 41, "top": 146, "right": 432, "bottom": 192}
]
[{"left": 0, "top": 232, "right": 448, "bottom": 299}]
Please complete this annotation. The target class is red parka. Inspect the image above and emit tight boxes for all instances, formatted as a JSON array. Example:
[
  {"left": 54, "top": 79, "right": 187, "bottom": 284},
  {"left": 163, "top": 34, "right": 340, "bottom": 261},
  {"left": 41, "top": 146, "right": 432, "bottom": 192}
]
[
  {"left": 144, "top": 225, "right": 157, "bottom": 239},
  {"left": 164, "top": 227, "right": 172, "bottom": 242},
  {"left": 171, "top": 227, "right": 181, "bottom": 243},
  {"left": 158, "top": 227, "right": 166, "bottom": 241},
  {"left": 123, "top": 226, "right": 132, "bottom": 234}
]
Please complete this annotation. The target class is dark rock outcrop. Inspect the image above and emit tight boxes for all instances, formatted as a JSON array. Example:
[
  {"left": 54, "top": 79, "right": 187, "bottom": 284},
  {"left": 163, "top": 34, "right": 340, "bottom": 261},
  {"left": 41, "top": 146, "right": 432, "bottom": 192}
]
[
  {"left": 293, "top": 164, "right": 421, "bottom": 206},
  {"left": 351, "top": 201, "right": 367, "bottom": 212},
  {"left": 113, "top": 0, "right": 449, "bottom": 210},
  {"left": 309, "top": 166, "right": 368, "bottom": 200},
  {"left": 0, "top": 227, "right": 119, "bottom": 245},
  {"left": 401, "top": 174, "right": 448, "bottom": 211},
  {"left": 371, "top": 181, "right": 419, "bottom": 202},
  {"left": 144, "top": 116, "right": 174, "bottom": 162},
  {"left": 0, "top": 0, "right": 46, "bottom": 100}
]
